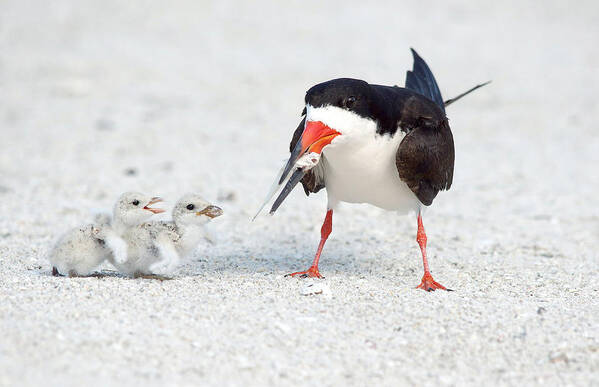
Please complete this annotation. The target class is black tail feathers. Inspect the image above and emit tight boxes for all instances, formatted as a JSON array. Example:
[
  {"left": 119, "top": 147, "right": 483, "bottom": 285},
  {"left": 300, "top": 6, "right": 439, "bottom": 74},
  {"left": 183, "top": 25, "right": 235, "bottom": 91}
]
[
  {"left": 405, "top": 48, "right": 445, "bottom": 112},
  {"left": 406, "top": 48, "right": 490, "bottom": 110}
]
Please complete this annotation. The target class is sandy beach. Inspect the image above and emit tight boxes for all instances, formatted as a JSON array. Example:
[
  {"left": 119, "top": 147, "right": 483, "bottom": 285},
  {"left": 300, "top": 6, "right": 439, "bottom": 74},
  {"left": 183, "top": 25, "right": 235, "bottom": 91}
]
[{"left": 1, "top": 1, "right": 598, "bottom": 386}]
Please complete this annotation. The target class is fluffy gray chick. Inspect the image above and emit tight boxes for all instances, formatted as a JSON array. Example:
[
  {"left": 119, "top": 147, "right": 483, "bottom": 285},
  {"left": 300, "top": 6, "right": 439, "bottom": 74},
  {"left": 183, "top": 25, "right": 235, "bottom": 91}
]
[
  {"left": 116, "top": 193, "right": 223, "bottom": 276},
  {"left": 48, "top": 192, "right": 164, "bottom": 276}
]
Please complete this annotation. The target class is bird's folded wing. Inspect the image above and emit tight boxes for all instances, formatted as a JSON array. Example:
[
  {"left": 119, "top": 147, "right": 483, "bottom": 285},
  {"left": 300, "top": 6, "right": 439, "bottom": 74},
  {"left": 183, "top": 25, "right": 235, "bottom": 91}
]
[
  {"left": 396, "top": 97, "right": 454, "bottom": 206},
  {"left": 102, "top": 232, "right": 129, "bottom": 264},
  {"left": 253, "top": 117, "right": 325, "bottom": 219},
  {"left": 288, "top": 117, "right": 325, "bottom": 196}
]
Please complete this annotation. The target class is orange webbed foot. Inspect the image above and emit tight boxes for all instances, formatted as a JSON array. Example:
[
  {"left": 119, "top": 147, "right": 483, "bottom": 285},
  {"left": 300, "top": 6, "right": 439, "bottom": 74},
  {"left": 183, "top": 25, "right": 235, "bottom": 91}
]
[
  {"left": 285, "top": 266, "right": 324, "bottom": 279},
  {"left": 416, "top": 272, "right": 452, "bottom": 291}
]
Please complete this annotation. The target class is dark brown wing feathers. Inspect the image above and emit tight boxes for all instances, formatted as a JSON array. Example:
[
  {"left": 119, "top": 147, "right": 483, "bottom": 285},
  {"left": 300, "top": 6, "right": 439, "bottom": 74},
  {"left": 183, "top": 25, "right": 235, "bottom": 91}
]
[
  {"left": 396, "top": 96, "right": 454, "bottom": 206},
  {"left": 289, "top": 117, "right": 325, "bottom": 195}
]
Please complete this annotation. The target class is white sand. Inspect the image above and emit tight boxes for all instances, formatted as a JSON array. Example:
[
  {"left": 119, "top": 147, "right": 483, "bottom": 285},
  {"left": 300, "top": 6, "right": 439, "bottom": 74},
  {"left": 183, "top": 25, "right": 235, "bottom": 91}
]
[{"left": 1, "top": 1, "right": 598, "bottom": 386}]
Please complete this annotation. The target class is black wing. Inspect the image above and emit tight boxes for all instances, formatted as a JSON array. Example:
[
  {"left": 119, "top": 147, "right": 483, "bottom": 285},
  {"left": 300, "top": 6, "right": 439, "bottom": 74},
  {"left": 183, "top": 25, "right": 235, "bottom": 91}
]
[
  {"left": 289, "top": 116, "right": 325, "bottom": 195},
  {"left": 405, "top": 48, "right": 445, "bottom": 113},
  {"left": 396, "top": 95, "right": 454, "bottom": 206}
]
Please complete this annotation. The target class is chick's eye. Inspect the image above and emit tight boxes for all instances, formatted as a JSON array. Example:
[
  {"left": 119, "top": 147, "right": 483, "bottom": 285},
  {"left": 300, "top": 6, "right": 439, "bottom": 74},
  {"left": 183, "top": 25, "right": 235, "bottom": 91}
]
[
  {"left": 186, "top": 204, "right": 195, "bottom": 210},
  {"left": 344, "top": 96, "right": 356, "bottom": 108},
  {"left": 132, "top": 200, "right": 140, "bottom": 206}
]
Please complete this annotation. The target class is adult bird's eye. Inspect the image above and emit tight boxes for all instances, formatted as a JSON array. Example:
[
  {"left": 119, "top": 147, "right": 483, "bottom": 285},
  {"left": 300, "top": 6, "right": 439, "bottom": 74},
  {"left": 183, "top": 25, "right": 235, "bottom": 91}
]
[
  {"left": 345, "top": 96, "right": 356, "bottom": 108},
  {"left": 186, "top": 204, "right": 195, "bottom": 211},
  {"left": 132, "top": 200, "right": 140, "bottom": 206}
]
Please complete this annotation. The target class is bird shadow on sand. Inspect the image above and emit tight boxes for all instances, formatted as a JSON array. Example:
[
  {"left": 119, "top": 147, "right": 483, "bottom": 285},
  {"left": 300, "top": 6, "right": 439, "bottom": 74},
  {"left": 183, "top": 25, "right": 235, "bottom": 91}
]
[
  {"left": 42, "top": 269, "right": 175, "bottom": 281},
  {"left": 38, "top": 241, "right": 423, "bottom": 281},
  {"left": 179, "top": 250, "right": 400, "bottom": 279}
]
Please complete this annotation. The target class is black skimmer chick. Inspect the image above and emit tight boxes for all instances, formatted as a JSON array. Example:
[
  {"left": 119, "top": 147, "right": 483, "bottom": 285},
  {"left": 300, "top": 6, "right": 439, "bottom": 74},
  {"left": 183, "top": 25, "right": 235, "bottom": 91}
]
[
  {"left": 48, "top": 192, "right": 164, "bottom": 277},
  {"left": 258, "top": 49, "right": 488, "bottom": 291},
  {"left": 115, "top": 194, "right": 223, "bottom": 276}
]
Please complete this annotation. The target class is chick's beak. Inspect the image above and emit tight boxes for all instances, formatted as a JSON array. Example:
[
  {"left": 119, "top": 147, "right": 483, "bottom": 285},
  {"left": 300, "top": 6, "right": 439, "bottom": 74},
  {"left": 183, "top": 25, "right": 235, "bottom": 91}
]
[
  {"left": 197, "top": 205, "right": 223, "bottom": 218},
  {"left": 144, "top": 197, "right": 165, "bottom": 214}
]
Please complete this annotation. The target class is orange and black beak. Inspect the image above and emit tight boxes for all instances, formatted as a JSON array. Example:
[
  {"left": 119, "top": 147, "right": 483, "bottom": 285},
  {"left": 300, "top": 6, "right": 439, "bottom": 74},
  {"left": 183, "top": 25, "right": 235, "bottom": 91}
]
[
  {"left": 279, "top": 120, "right": 340, "bottom": 185},
  {"left": 269, "top": 120, "right": 340, "bottom": 215},
  {"left": 144, "top": 197, "right": 165, "bottom": 214},
  {"left": 299, "top": 120, "right": 341, "bottom": 155}
]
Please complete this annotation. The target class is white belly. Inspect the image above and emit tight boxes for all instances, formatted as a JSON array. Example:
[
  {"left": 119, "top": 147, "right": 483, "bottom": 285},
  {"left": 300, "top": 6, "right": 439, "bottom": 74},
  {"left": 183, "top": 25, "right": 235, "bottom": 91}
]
[{"left": 321, "top": 132, "right": 420, "bottom": 212}]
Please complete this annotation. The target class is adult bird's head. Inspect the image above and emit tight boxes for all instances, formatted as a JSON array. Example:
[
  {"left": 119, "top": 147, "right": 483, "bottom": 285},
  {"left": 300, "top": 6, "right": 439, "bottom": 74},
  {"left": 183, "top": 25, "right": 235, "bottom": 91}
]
[
  {"left": 253, "top": 79, "right": 382, "bottom": 218},
  {"left": 299, "top": 78, "right": 377, "bottom": 155},
  {"left": 281, "top": 79, "right": 379, "bottom": 182}
]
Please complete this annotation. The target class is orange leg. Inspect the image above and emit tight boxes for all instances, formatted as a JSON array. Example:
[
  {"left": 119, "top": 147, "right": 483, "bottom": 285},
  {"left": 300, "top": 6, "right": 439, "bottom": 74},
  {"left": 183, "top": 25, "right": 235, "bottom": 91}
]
[
  {"left": 286, "top": 209, "right": 332, "bottom": 279},
  {"left": 415, "top": 211, "right": 451, "bottom": 291}
]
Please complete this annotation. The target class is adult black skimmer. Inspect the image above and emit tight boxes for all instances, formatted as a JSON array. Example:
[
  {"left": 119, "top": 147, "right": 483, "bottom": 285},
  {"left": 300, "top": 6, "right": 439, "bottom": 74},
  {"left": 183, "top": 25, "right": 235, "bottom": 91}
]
[{"left": 258, "top": 49, "right": 488, "bottom": 291}]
